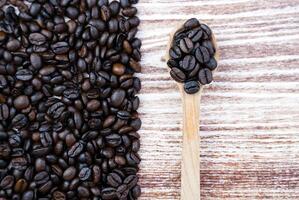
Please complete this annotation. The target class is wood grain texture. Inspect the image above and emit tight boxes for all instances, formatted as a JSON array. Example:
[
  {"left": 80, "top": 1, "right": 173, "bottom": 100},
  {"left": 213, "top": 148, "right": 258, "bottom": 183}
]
[{"left": 136, "top": 0, "right": 299, "bottom": 199}]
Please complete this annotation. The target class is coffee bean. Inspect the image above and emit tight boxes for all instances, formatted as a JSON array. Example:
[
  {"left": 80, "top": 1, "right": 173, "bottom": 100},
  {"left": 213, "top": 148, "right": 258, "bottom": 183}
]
[
  {"left": 78, "top": 167, "right": 91, "bottom": 181},
  {"left": 111, "top": 89, "right": 126, "bottom": 107},
  {"left": 184, "top": 80, "right": 200, "bottom": 94},
  {"left": 184, "top": 18, "right": 200, "bottom": 29},
  {"left": 51, "top": 42, "right": 69, "bottom": 54},
  {"left": 201, "top": 23, "right": 212, "bottom": 39},
  {"left": 13, "top": 95, "right": 30, "bottom": 110},
  {"left": 113, "top": 63, "right": 126, "bottom": 76},
  {"left": 16, "top": 69, "right": 33, "bottom": 81},
  {"left": 29, "top": 33, "right": 46, "bottom": 45},
  {"left": 14, "top": 179, "right": 27, "bottom": 193},
  {"left": 30, "top": 53, "right": 42, "bottom": 69},
  {"left": 22, "top": 190, "right": 34, "bottom": 200},
  {"left": 101, "top": 187, "right": 117, "bottom": 200},
  {"left": 170, "top": 67, "right": 186, "bottom": 83},
  {"left": 181, "top": 55, "right": 196, "bottom": 71},
  {"left": 179, "top": 37, "right": 193, "bottom": 53},
  {"left": 206, "top": 57, "right": 218, "bottom": 70},
  {"left": 63, "top": 167, "right": 76, "bottom": 181},
  {"left": 195, "top": 46, "right": 210, "bottom": 64},
  {"left": 86, "top": 99, "right": 101, "bottom": 111},
  {"left": 6, "top": 39, "right": 21, "bottom": 51},
  {"left": 0, "top": 103, "right": 9, "bottom": 120},
  {"left": 169, "top": 46, "right": 182, "bottom": 59},
  {"left": 198, "top": 68, "right": 213, "bottom": 85},
  {"left": 68, "top": 142, "right": 84, "bottom": 158},
  {"left": 0, "top": 175, "right": 14, "bottom": 189},
  {"left": 188, "top": 27, "right": 203, "bottom": 42}
]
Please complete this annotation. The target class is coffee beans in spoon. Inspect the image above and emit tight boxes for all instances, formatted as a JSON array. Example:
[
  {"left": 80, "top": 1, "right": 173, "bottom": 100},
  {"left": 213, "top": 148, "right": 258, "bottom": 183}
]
[{"left": 167, "top": 18, "right": 218, "bottom": 94}]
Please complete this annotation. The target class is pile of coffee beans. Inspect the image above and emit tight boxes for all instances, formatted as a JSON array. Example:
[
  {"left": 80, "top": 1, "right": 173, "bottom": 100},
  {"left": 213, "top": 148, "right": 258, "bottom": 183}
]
[
  {"left": 0, "top": 0, "right": 141, "bottom": 199},
  {"left": 167, "top": 18, "right": 217, "bottom": 94}
]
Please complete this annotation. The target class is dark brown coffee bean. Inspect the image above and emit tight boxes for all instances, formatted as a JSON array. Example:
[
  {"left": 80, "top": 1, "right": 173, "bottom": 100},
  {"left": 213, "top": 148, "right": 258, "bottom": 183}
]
[
  {"left": 0, "top": 103, "right": 9, "bottom": 120},
  {"left": 169, "top": 67, "right": 185, "bottom": 83},
  {"left": 169, "top": 46, "right": 182, "bottom": 59},
  {"left": 29, "top": 33, "right": 46, "bottom": 45},
  {"left": 111, "top": 89, "right": 126, "bottom": 107},
  {"left": 22, "top": 190, "right": 34, "bottom": 200},
  {"left": 86, "top": 99, "right": 101, "bottom": 111},
  {"left": 68, "top": 142, "right": 84, "bottom": 158},
  {"left": 181, "top": 55, "right": 196, "bottom": 71},
  {"left": 16, "top": 69, "right": 33, "bottom": 81},
  {"left": 184, "top": 18, "right": 200, "bottom": 29},
  {"left": 66, "top": 6, "right": 79, "bottom": 19},
  {"left": 79, "top": 167, "right": 91, "bottom": 181},
  {"left": 6, "top": 39, "right": 21, "bottom": 51},
  {"left": 29, "top": 3, "right": 41, "bottom": 16},
  {"left": 63, "top": 166, "right": 76, "bottom": 181},
  {"left": 51, "top": 42, "right": 69, "bottom": 54},
  {"left": 106, "top": 134, "right": 122, "bottom": 147},
  {"left": 201, "top": 23, "right": 212, "bottom": 39},
  {"left": 101, "top": 187, "right": 117, "bottom": 199},
  {"left": 30, "top": 53, "right": 42, "bottom": 69},
  {"left": 195, "top": 46, "right": 210, "bottom": 63},
  {"left": 184, "top": 80, "right": 200, "bottom": 94},
  {"left": 179, "top": 37, "right": 193, "bottom": 53},
  {"left": 206, "top": 57, "right": 218, "bottom": 70},
  {"left": 202, "top": 40, "right": 215, "bottom": 55},
  {"left": 0, "top": 175, "right": 14, "bottom": 189},
  {"left": 120, "top": 0, "right": 130, "bottom": 8},
  {"left": 188, "top": 27, "right": 203, "bottom": 42},
  {"left": 198, "top": 68, "right": 213, "bottom": 85},
  {"left": 122, "top": 7, "right": 137, "bottom": 17},
  {"left": 13, "top": 95, "right": 29, "bottom": 110}
]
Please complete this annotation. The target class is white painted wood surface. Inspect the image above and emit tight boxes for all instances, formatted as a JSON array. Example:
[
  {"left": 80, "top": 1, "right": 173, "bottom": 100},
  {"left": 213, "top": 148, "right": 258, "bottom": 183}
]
[{"left": 136, "top": 0, "right": 299, "bottom": 199}]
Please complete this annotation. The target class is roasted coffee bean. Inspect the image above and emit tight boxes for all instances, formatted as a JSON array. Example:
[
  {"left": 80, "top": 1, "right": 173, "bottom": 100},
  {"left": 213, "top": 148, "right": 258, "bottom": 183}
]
[
  {"left": 188, "top": 27, "right": 203, "bottom": 42},
  {"left": 195, "top": 46, "right": 210, "bottom": 64},
  {"left": 198, "top": 68, "right": 213, "bottom": 85},
  {"left": 169, "top": 46, "right": 182, "bottom": 59},
  {"left": 184, "top": 80, "right": 200, "bottom": 94},
  {"left": 63, "top": 166, "right": 76, "bottom": 181},
  {"left": 78, "top": 167, "right": 91, "bottom": 181},
  {"left": 181, "top": 55, "right": 196, "bottom": 71},
  {"left": 206, "top": 57, "right": 218, "bottom": 70},
  {"left": 29, "top": 33, "right": 46, "bottom": 45},
  {"left": 201, "top": 23, "right": 212, "bottom": 39},
  {"left": 179, "top": 37, "right": 193, "bottom": 53},
  {"left": 68, "top": 142, "right": 84, "bottom": 158},
  {"left": 13, "top": 95, "right": 30, "bottom": 110},
  {"left": 170, "top": 67, "right": 186, "bottom": 83},
  {"left": 101, "top": 187, "right": 117, "bottom": 200},
  {"left": 0, "top": 103, "right": 9, "bottom": 120},
  {"left": 184, "top": 18, "right": 200, "bottom": 29},
  {"left": 30, "top": 53, "right": 42, "bottom": 69},
  {"left": 111, "top": 89, "right": 126, "bottom": 107},
  {"left": 6, "top": 39, "right": 21, "bottom": 51},
  {"left": 16, "top": 69, "right": 33, "bottom": 81}
]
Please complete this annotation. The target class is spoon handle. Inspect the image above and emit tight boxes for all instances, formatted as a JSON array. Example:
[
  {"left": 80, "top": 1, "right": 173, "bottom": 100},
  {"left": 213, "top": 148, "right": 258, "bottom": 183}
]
[{"left": 180, "top": 88, "right": 201, "bottom": 200}]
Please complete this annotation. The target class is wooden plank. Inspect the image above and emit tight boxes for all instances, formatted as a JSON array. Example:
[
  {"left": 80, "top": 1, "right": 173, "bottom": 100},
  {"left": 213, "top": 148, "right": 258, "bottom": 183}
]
[{"left": 136, "top": 0, "right": 299, "bottom": 199}]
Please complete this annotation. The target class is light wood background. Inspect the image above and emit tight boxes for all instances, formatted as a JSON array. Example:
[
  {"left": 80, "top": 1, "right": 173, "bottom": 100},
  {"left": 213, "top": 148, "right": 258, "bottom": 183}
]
[{"left": 135, "top": 0, "right": 299, "bottom": 199}]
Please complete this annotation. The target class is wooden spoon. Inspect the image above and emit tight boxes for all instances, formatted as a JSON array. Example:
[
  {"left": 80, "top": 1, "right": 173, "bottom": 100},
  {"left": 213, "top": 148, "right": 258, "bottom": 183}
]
[{"left": 164, "top": 22, "right": 219, "bottom": 200}]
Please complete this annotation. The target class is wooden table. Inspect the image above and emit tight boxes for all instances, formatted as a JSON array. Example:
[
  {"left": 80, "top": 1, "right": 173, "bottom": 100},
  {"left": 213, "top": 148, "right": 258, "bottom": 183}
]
[{"left": 136, "top": 0, "right": 299, "bottom": 199}]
